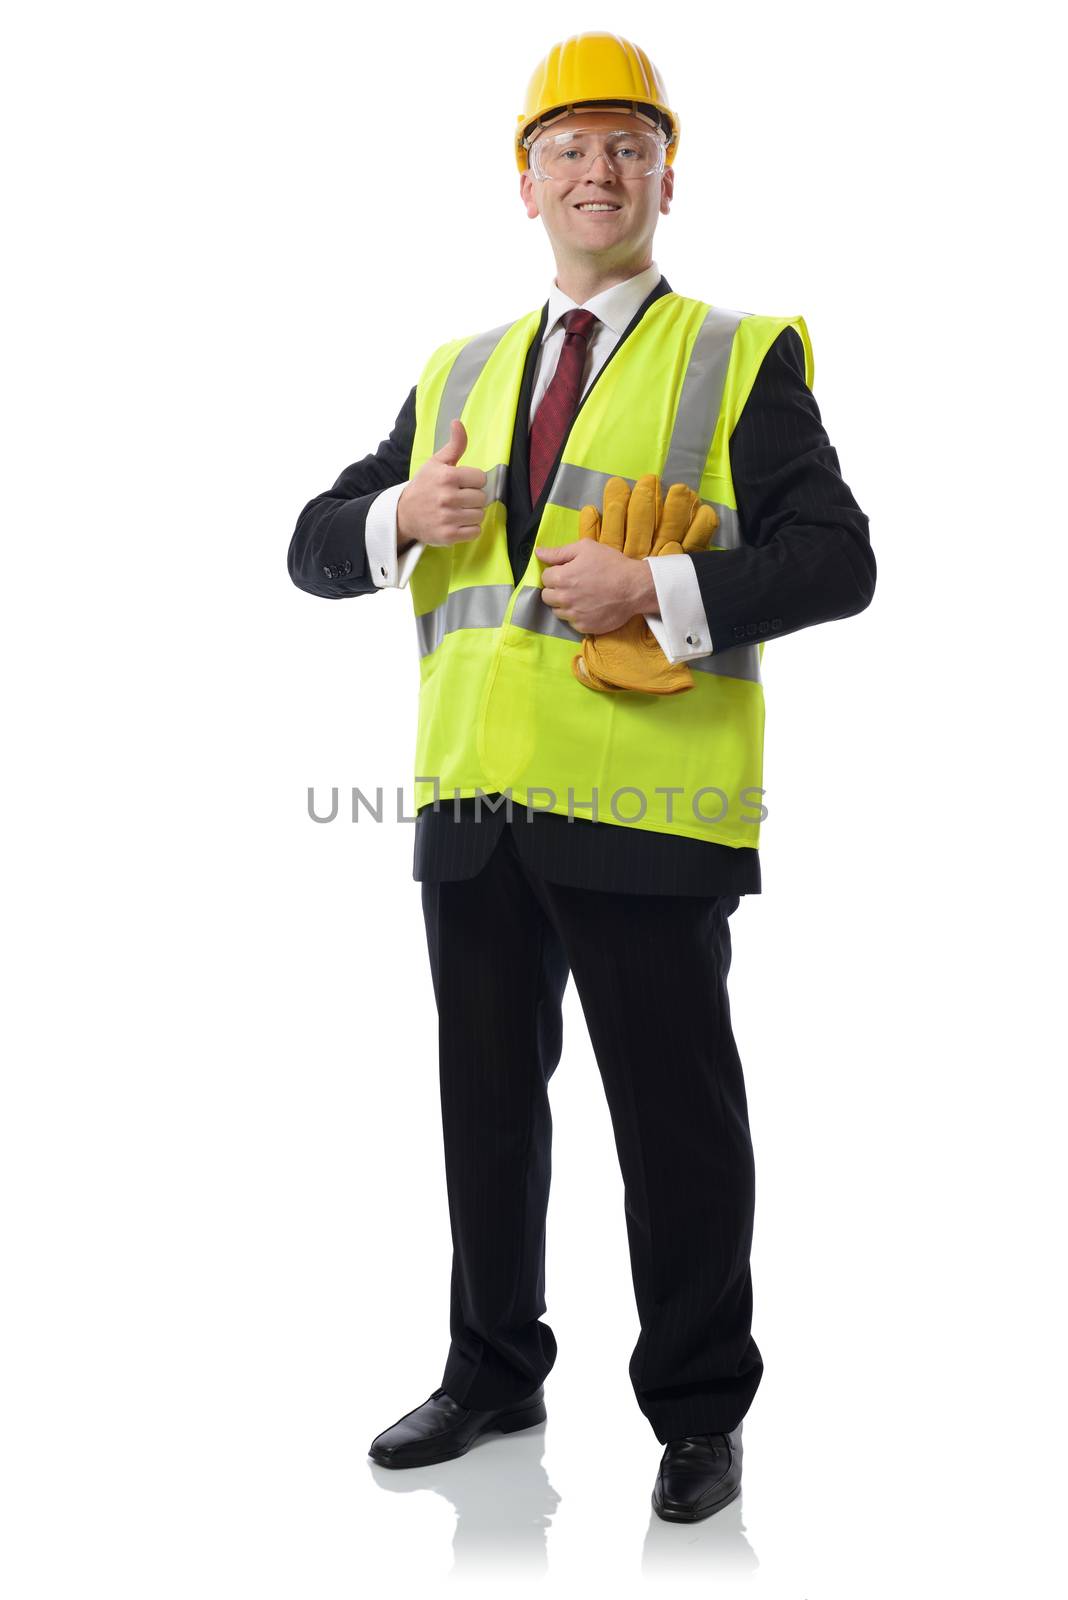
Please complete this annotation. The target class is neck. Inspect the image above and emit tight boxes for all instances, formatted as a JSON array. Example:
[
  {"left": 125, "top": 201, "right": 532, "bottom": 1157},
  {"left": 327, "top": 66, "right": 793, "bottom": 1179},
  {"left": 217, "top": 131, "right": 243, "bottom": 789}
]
[{"left": 552, "top": 250, "right": 653, "bottom": 306}]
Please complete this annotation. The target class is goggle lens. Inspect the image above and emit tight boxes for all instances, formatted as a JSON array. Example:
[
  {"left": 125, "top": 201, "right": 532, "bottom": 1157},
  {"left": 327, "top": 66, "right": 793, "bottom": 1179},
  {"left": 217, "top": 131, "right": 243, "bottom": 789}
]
[{"left": 530, "top": 128, "right": 666, "bottom": 180}]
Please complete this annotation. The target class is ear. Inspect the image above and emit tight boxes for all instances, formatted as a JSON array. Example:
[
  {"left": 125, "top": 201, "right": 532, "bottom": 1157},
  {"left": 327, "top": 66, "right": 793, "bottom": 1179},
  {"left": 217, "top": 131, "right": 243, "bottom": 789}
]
[
  {"left": 660, "top": 165, "right": 675, "bottom": 216},
  {"left": 519, "top": 172, "right": 540, "bottom": 221}
]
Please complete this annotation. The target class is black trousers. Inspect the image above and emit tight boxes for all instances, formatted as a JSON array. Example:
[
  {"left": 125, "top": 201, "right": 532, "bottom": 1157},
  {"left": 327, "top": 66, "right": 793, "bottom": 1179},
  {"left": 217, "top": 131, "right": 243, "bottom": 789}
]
[{"left": 420, "top": 819, "right": 763, "bottom": 1444}]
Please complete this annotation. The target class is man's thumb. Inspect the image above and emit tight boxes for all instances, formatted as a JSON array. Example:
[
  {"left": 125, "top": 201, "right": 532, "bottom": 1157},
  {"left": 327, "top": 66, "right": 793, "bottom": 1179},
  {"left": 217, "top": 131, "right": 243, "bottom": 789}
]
[{"left": 434, "top": 417, "right": 467, "bottom": 465}]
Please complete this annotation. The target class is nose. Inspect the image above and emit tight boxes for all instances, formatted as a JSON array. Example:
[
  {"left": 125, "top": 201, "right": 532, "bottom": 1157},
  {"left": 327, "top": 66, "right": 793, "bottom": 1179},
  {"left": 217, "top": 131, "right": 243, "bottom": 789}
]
[{"left": 585, "top": 150, "right": 617, "bottom": 180}]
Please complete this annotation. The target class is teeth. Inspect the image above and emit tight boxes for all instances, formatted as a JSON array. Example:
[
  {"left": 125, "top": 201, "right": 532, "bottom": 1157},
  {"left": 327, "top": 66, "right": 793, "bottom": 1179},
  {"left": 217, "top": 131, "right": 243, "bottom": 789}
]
[{"left": 577, "top": 203, "right": 619, "bottom": 211}]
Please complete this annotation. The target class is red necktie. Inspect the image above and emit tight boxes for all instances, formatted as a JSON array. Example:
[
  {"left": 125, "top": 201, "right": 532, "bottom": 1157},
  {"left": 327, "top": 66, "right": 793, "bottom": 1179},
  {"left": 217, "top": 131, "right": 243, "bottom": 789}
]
[{"left": 528, "top": 308, "right": 599, "bottom": 505}]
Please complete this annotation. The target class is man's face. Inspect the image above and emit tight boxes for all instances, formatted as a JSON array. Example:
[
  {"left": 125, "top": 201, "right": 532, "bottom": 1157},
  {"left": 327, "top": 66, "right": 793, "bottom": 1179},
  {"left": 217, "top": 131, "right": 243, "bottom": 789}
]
[{"left": 519, "top": 109, "right": 674, "bottom": 264}]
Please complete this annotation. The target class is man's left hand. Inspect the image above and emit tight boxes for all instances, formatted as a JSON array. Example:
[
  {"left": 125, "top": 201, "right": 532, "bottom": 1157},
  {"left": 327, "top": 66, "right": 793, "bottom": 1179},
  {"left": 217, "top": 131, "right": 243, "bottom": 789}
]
[{"left": 534, "top": 538, "right": 648, "bottom": 633}]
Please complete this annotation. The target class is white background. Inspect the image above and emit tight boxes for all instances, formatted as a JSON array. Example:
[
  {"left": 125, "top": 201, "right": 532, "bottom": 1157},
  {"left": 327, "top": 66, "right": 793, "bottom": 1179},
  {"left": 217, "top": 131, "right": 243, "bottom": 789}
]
[{"left": 3, "top": 2, "right": 1065, "bottom": 1595}]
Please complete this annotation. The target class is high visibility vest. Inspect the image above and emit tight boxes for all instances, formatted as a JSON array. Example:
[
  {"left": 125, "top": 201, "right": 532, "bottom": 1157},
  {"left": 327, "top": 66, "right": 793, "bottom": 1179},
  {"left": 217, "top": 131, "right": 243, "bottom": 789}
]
[{"left": 408, "top": 291, "right": 814, "bottom": 849}]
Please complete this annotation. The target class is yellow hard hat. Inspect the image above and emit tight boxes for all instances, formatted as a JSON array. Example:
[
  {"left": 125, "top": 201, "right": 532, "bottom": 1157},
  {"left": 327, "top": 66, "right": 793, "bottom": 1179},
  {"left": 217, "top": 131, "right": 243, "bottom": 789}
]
[{"left": 516, "top": 33, "right": 680, "bottom": 175}]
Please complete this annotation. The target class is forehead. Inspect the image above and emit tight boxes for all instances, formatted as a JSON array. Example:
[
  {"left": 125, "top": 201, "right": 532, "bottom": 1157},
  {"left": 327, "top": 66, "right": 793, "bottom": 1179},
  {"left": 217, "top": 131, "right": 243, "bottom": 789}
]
[{"left": 539, "top": 108, "right": 652, "bottom": 138}]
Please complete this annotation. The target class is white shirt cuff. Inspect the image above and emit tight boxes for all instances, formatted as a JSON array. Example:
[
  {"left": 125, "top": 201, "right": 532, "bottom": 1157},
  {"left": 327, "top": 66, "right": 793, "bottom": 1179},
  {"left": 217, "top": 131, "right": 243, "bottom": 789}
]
[
  {"left": 642, "top": 555, "right": 713, "bottom": 662},
  {"left": 365, "top": 482, "right": 426, "bottom": 589}
]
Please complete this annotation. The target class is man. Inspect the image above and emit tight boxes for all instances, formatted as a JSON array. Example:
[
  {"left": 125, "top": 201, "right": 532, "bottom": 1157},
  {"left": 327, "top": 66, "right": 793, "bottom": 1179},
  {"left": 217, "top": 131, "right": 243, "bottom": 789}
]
[{"left": 288, "top": 32, "right": 875, "bottom": 1522}]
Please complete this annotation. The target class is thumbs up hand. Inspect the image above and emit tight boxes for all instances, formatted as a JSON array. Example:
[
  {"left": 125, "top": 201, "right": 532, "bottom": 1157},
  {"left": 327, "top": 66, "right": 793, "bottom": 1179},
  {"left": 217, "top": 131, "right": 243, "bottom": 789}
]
[{"left": 397, "top": 417, "right": 489, "bottom": 548}]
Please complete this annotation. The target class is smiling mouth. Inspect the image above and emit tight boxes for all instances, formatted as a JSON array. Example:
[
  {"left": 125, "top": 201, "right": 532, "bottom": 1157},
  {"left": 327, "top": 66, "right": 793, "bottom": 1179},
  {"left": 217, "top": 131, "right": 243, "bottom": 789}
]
[{"left": 574, "top": 202, "right": 622, "bottom": 212}]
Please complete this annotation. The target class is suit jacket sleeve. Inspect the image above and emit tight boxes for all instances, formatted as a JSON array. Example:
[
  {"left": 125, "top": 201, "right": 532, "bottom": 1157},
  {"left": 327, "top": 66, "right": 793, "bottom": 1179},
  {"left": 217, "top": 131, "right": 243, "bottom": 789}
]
[
  {"left": 287, "top": 385, "right": 417, "bottom": 598},
  {"left": 689, "top": 327, "right": 876, "bottom": 650}
]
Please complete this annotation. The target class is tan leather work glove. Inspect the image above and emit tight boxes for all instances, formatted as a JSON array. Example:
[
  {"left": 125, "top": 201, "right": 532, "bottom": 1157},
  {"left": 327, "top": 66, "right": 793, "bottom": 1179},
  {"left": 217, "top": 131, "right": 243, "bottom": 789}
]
[{"left": 571, "top": 474, "right": 720, "bottom": 694}]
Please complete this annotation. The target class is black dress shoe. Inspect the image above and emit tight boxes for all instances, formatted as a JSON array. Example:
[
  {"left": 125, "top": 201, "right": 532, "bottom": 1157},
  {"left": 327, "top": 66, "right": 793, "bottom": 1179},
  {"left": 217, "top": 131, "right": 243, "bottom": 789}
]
[
  {"left": 368, "top": 1384, "right": 547, "bottom": 1468},
  {"left": 651, "top": 1423, "right": 743, "bottom": 1522}
]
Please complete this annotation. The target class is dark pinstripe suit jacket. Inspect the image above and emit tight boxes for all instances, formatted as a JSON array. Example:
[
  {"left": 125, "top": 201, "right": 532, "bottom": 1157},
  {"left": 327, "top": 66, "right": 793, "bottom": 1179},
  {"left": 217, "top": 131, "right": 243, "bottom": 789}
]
[{"left": 288, "top": 274, "right": 876, "bottom": 896}]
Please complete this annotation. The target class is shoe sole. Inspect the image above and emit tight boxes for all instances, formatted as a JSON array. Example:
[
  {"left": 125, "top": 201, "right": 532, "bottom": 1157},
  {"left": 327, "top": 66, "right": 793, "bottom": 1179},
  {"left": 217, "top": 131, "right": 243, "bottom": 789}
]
[
  {"left": 652, "top": 1480, "right": 741, "bottom": 1523},
  {"left": 368, "top": 1396, "right": 547, "bottom": 1469}
]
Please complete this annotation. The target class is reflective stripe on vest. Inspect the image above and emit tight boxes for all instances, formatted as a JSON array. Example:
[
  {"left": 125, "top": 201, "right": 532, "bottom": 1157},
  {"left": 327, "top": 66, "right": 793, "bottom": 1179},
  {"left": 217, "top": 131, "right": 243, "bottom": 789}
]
[
  {"left": 414, "top": 581, "right": 760, "bottom": 682},
  {"left": 434, "top": 322, "right": 515, "bottom": 452}
]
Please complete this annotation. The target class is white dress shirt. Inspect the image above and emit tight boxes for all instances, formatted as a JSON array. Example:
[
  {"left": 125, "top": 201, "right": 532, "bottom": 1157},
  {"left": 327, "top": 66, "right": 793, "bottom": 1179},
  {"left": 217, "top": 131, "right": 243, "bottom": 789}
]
[{"left": 364, "top": 260, "right": 714, "bottom": 662}]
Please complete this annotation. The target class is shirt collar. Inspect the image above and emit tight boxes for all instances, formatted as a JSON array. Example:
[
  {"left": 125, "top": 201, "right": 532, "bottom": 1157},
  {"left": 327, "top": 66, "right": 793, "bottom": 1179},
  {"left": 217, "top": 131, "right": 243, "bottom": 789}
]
[{"left": 543, "top": 260, "right": 662, "bottom": 342}]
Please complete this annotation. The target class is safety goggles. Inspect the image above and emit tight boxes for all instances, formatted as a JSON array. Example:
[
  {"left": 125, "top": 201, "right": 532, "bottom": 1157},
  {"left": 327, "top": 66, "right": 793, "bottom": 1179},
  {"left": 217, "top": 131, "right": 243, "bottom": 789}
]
[{"left": 528, "top": 126, "right": 667, "bottom": 182}]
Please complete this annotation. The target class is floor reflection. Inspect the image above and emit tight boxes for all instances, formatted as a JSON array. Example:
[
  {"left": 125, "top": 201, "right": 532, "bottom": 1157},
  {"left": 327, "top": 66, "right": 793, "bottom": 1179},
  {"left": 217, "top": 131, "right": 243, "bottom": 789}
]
[{"left": 642, "top": 1492, "right": 759, "bottom": 1576}]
